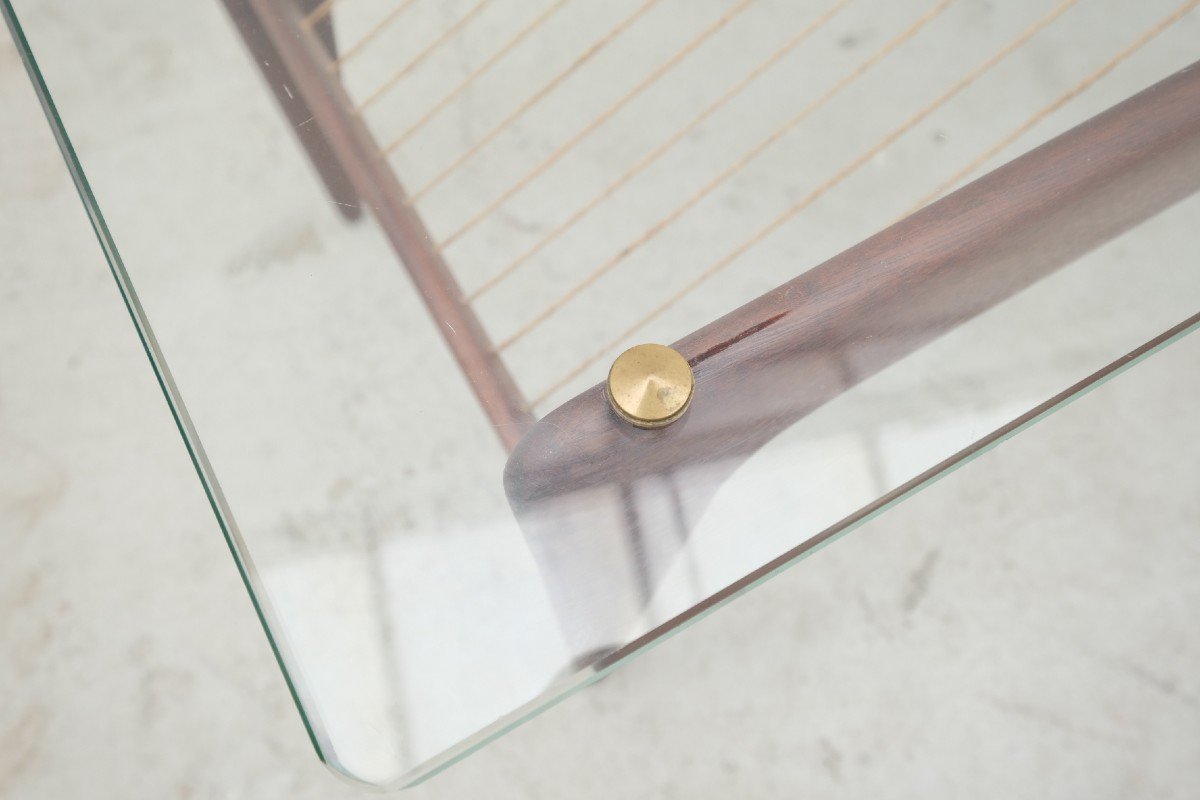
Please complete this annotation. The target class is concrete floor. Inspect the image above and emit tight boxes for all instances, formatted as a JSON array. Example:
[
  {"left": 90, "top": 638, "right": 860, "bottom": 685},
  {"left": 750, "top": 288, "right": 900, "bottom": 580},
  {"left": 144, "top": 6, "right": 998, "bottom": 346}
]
[{"left": 3, "top": 0, "right": 1199, "bottom": 796}]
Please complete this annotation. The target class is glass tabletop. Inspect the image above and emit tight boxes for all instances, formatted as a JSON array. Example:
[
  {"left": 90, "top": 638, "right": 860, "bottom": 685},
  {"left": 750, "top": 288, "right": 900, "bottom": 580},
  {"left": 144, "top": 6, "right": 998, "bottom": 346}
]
[{"left": 6, "top": 0, "right": 1198, "bottom": 787}]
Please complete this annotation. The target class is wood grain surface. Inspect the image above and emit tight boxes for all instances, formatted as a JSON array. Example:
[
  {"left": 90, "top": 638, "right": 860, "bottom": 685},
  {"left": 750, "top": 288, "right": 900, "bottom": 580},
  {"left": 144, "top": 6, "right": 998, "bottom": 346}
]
[{"left": 507, "top": 61, "right": 1200, "bottom": 507}]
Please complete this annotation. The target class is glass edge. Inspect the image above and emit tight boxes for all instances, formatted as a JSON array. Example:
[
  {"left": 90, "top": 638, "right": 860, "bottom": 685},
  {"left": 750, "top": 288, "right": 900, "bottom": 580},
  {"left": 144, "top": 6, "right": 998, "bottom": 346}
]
[
  {"left": 398, "top": 311, "right": 1199, "bottom": 789},
  {"left": 0, "top": 0, "right": 335, "bottom": 776}
]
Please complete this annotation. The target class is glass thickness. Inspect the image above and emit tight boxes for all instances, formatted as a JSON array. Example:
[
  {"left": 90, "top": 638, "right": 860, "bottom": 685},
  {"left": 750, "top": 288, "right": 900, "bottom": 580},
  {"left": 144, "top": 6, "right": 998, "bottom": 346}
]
[{"left": 7, "top": 0, "right": 1198, "bottom": 788}]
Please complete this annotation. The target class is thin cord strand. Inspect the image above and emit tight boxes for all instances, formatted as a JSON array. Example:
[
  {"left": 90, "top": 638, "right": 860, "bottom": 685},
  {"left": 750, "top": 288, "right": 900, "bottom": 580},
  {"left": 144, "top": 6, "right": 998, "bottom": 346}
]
[
  {"left": 333, "top": 0, "right": 420, "bottom": 68},
  {"left": 435, "top": 0, "right": 757, "bottom": 251},
  {"left": 356, "top": 0, "right": 498, "bottom": 110},
  {"left": 531, "top": 0, "right": 1083, "bottom": 407},
  {"left": 497, "top": 0, "right": 956, "bottom": 354},
  {"left": 302, "top": 0, "right": 338, "bottom": 29},
  {"left": 904, "top": 0, "right": 1199, "bottom": 215},
  {"left": 467, "top": 0, "right": 854, "bottom": 302},
  {"left": 382, "top": 0, "right": 573, "bottom": 153},
  {"left": 409, "top": 0, "right": 665, "bottom": 202}
]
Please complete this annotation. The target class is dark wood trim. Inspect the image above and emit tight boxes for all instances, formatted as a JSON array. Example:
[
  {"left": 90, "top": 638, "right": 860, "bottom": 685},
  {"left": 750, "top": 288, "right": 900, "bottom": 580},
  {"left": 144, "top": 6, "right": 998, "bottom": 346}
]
[
  {"left": 507, "top": 60, "right": 1200, "bottom": 504},
  {"left": 221, "top": 0, "right": 362, "bottom": 222},
  {"left": 506, "top": 61, "right": 1200, "bottom": 657},
  {"left": 237, "top": 0, "right": 536, "bottom": 452}
]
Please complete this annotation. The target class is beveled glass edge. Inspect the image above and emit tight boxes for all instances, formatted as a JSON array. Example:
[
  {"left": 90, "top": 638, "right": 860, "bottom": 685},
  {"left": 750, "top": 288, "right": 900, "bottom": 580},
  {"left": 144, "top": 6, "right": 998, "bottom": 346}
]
[{"left": 0, "top": 0, "right": 337, "bottom": 778}]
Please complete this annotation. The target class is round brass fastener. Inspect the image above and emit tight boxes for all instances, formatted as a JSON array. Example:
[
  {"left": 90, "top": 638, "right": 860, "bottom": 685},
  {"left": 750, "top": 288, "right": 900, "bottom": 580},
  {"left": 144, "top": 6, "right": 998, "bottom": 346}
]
[{"left": 606, "top": 343, "right": 694, "bottom": 429}]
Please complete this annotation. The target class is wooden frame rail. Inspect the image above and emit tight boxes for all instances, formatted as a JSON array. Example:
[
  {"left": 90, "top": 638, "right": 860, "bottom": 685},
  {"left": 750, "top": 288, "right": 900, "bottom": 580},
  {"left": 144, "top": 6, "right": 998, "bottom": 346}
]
[
  {"left": 224, "top": 0, "right": 536, "bottom": 452},
  {"left": 503, "top": 61, "right": 1200, "bottom": 656},
  {"left": 505, "top": 62, "right": 1200, "bottom": 504}
]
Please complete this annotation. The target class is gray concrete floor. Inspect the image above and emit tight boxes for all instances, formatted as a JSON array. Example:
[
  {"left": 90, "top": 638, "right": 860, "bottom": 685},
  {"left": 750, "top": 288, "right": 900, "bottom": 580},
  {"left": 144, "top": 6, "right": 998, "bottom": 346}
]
[{"left": 3, "top": 0, "right": 1199, "bottom": 796}]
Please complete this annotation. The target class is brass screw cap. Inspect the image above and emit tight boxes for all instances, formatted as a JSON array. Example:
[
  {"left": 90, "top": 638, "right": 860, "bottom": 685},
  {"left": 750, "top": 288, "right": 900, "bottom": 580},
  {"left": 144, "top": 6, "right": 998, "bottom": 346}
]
[{"left": 606, "top": 343, "right": 695, "bottom": 429}]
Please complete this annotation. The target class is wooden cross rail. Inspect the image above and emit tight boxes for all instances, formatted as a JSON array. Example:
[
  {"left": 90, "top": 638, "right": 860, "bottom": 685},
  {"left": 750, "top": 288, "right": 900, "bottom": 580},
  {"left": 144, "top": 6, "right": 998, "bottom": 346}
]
[{"left": 504, "top": 61, "right": 1200, "bottom": 656}]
